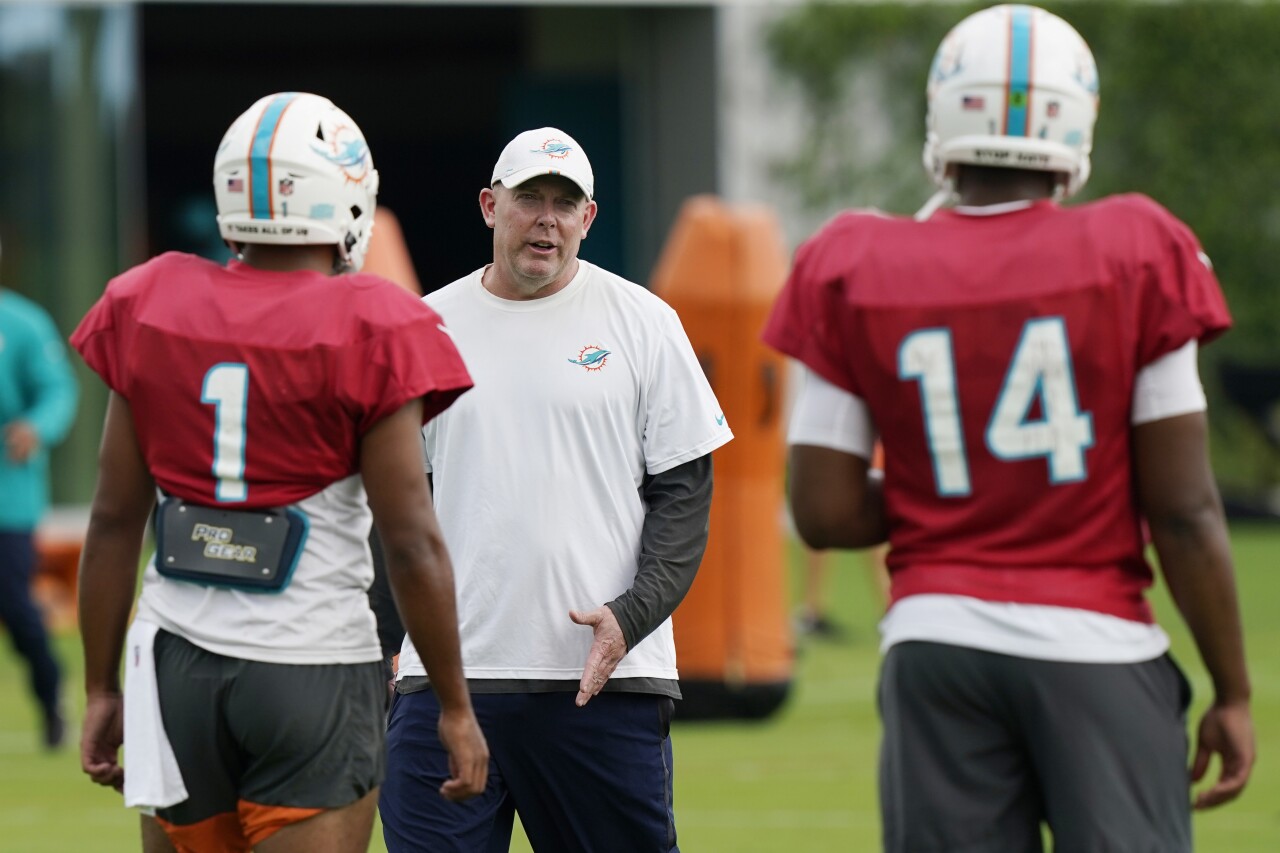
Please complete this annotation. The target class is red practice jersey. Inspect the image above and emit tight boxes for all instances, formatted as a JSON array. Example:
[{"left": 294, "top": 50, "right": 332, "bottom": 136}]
[
  {"left": 764, "top": 195, "right": 1230, "bottom": 622},
  {"left": 72, "top": 252, "right": 472, "bottom": 508}
]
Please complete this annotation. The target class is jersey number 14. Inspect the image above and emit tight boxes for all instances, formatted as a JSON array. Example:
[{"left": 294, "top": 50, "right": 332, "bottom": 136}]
[{"left": 898, "top": 317, "right": 1094, "bottom": 497}]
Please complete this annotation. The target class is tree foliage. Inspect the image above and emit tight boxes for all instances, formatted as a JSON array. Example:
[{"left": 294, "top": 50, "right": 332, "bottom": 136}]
[{"left": 766, "top": 2, "right": 1280, "bottom": 494}]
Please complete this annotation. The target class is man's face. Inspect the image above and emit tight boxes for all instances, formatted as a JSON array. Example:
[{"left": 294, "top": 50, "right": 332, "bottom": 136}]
[{"left": 480, "top": 174, "right": 597, "bottom": 299}]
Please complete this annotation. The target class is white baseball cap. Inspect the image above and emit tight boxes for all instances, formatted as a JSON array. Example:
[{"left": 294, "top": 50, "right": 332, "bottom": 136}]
[{"left": 491, "top": 127, "right": 594, "bottom": 200}]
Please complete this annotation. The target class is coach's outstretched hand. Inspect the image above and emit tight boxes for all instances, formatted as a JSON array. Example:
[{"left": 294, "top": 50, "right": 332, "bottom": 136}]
[
  {"left": 570, "top": 605, "right": 628, "bottom": 707},
  {"left": 82, "top": 691, "right": 124, "bottom": 792},
  {"left": 1191, "top": 699, "right": 1255, "bottom": 809}
]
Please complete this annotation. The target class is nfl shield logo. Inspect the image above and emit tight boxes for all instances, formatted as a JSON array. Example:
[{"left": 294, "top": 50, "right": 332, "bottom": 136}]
[{"left": 279, "top": 178, "right": 294, "bottom": 196}]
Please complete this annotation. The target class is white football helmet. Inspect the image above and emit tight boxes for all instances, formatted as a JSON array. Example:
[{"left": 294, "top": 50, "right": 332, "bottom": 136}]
[
  {"left": 923, "top": 4, "right": 1099, "bottom": 199},
  {"left": 214, "top": 92, "right": 379, "bottom": 272}
]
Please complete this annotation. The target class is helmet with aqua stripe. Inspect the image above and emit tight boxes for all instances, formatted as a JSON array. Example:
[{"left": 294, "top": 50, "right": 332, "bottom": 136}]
[
  {"left": 922, "top": 5, "right": 1098, "bottom": 204},
  {"left": 213, "top": 92, "right": 380, "bottom": 272}
]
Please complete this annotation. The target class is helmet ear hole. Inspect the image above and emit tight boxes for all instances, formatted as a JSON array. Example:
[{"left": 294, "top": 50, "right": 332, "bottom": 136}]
[
  {"left": 350, "top": 205, "right": 363, "bottom": 220},
  {"left": 316, "top": 124, "right": 325, "bottom": 141}
]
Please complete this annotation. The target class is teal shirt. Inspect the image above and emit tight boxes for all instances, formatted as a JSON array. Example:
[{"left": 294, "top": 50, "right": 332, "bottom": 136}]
[{"left": 0, "top": 290, "right": 79, "bottom": 531}]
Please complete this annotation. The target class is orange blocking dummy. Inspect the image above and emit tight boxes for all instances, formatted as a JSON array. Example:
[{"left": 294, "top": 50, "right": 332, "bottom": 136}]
[
  {"left": 652, "top": 196, "right": 792, "bottom": 719},
  {"left": 362, "top": 208, "right": 422, "bottom": 295}
]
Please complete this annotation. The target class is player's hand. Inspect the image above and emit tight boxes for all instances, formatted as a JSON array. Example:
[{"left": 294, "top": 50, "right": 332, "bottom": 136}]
[
  {"left": 1190, "top": 698, "right": 1255, "bottom": 809},
  {"left": 569, "top": 605, "right": 628, "bottom": 707},
  {"left": 81, "top": 691, "right": 125, "bottom": 792},
  {"left": 3, "top": 420, "right": 40, "bottom": 463},
  {"left": 435, "top": 706, "right": 489, "bottom": 803}
]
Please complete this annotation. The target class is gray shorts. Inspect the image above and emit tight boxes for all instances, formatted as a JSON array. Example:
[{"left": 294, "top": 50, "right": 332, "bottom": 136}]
[
  {"left": 153, "top": 630, "right": 386, "bottom": 830},
  {"left": 878, "top": 641, "right": 1192, "bottom": 853}
]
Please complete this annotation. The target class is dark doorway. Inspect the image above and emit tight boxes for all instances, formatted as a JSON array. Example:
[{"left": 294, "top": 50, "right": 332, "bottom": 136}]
[{"left": 141, "top": 3, "right": 624, "bottom": 291}]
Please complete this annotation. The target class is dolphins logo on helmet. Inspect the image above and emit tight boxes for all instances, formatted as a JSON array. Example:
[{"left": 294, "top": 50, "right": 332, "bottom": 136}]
[{"left": 312, "top": 125, "right": 371, "bottom": 184}]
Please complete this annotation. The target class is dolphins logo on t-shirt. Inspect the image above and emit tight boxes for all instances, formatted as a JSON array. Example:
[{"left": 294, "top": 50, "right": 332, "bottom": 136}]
[{"left": 568, "top": 344, "right": 610, "bottom": 371}]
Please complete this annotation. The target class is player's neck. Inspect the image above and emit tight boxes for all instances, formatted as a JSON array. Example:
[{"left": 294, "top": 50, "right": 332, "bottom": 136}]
[
  {"left": 954, "top": 166, "right": 1057, "bottom": 207},
  {"left": 238, "top": 244, "right": 339, "bottom": 275}
]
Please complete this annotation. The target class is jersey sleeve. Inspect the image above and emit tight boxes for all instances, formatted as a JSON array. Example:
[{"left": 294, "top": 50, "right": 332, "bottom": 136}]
[
  {"left": 1129, "top": 197, "right": 1232, "bottom": 367},
  {"left": 334, "top": 300, "right": 473, "bottom": 435},
  {"left": 70, "top": 278, "right": 128, "bottom": 395},
  {"left": 761, "top": 222, "right": 860, "bottom": 395}
]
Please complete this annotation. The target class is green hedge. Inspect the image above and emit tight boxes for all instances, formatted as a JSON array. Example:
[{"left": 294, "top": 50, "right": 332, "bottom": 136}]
[{"left": 766, "top": 1, "right": 1280, "bottom": 496}]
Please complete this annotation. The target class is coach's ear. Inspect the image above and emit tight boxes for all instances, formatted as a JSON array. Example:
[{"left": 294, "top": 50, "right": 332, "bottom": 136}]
[
  {"left": 480, "top": 186, "right": 498, "bottom": 229},
  {"left": 579, "top": 198, "right": 598, "bottom": 240}
]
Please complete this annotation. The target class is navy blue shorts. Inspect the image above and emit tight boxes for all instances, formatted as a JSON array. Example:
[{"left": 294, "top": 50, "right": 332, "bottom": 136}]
[{"left": 380, "top": 690, "right": 679, "bottom": 852}]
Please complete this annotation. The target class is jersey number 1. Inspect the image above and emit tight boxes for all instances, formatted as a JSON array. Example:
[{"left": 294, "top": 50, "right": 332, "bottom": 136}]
[
  {"left": 202, "top": 363, "right": 249, "bottom": 502},
  {"left": 898, "top": 317, "right": 1094, "bottom": 497}
]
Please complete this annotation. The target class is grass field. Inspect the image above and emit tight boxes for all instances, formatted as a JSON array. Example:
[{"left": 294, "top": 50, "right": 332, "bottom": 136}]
[{"left": 2, "top": 525, "right": 1277, "bottom": 851}]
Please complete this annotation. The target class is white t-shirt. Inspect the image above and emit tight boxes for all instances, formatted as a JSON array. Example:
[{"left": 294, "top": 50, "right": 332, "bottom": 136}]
[
  {"left": 135, "top": 474, "right": 381, "bottom": 665},
  {"left": 788, "top": 340, "right": 1206, "bottom": 664},
  {"left": 396, "top": 260, "right": 733, "bottom": 682}
]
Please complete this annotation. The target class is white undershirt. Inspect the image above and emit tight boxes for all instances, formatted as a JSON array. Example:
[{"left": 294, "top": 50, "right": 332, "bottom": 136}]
[{"left": 788, "top": 340, "right": 1205, "bottom": 663}]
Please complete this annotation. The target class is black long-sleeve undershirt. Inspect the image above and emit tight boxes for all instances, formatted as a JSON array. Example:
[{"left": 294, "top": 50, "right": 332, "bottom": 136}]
[{"left": 606, "top": 454, "right": 713, "bottom": 651}]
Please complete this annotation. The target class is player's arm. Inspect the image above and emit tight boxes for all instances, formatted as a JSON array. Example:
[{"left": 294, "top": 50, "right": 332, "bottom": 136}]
[
  {"left": 786, "top": 366, "right": 887, "bottom": 549},
  {"left": 360, "top": 399, "right": 488, "bottom": 802},
  {"left": 5, "top": 315, "right": 78, "bottom": 463},
  {"left": 790, "top": 446, "right": 884, "bottom": 549},
  {"left": 1134, "top": 410, "right": 1253, "bottom": 808},
  {"left": 16, "top": 310, "right": 79, "bottom": 446},
  {"left": 78, "top": 392, "right": 156, "bottom": 790}
]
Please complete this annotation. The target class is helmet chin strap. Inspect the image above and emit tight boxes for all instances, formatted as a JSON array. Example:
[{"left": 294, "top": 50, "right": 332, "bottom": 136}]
[{"left": 915, "top": 178, "right": 955, "bottom": 222}]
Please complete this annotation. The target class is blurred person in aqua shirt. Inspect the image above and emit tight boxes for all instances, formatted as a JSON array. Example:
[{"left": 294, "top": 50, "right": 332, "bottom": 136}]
[{"left": 0, "top": 237, "right": 79, "bottom": 750}]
